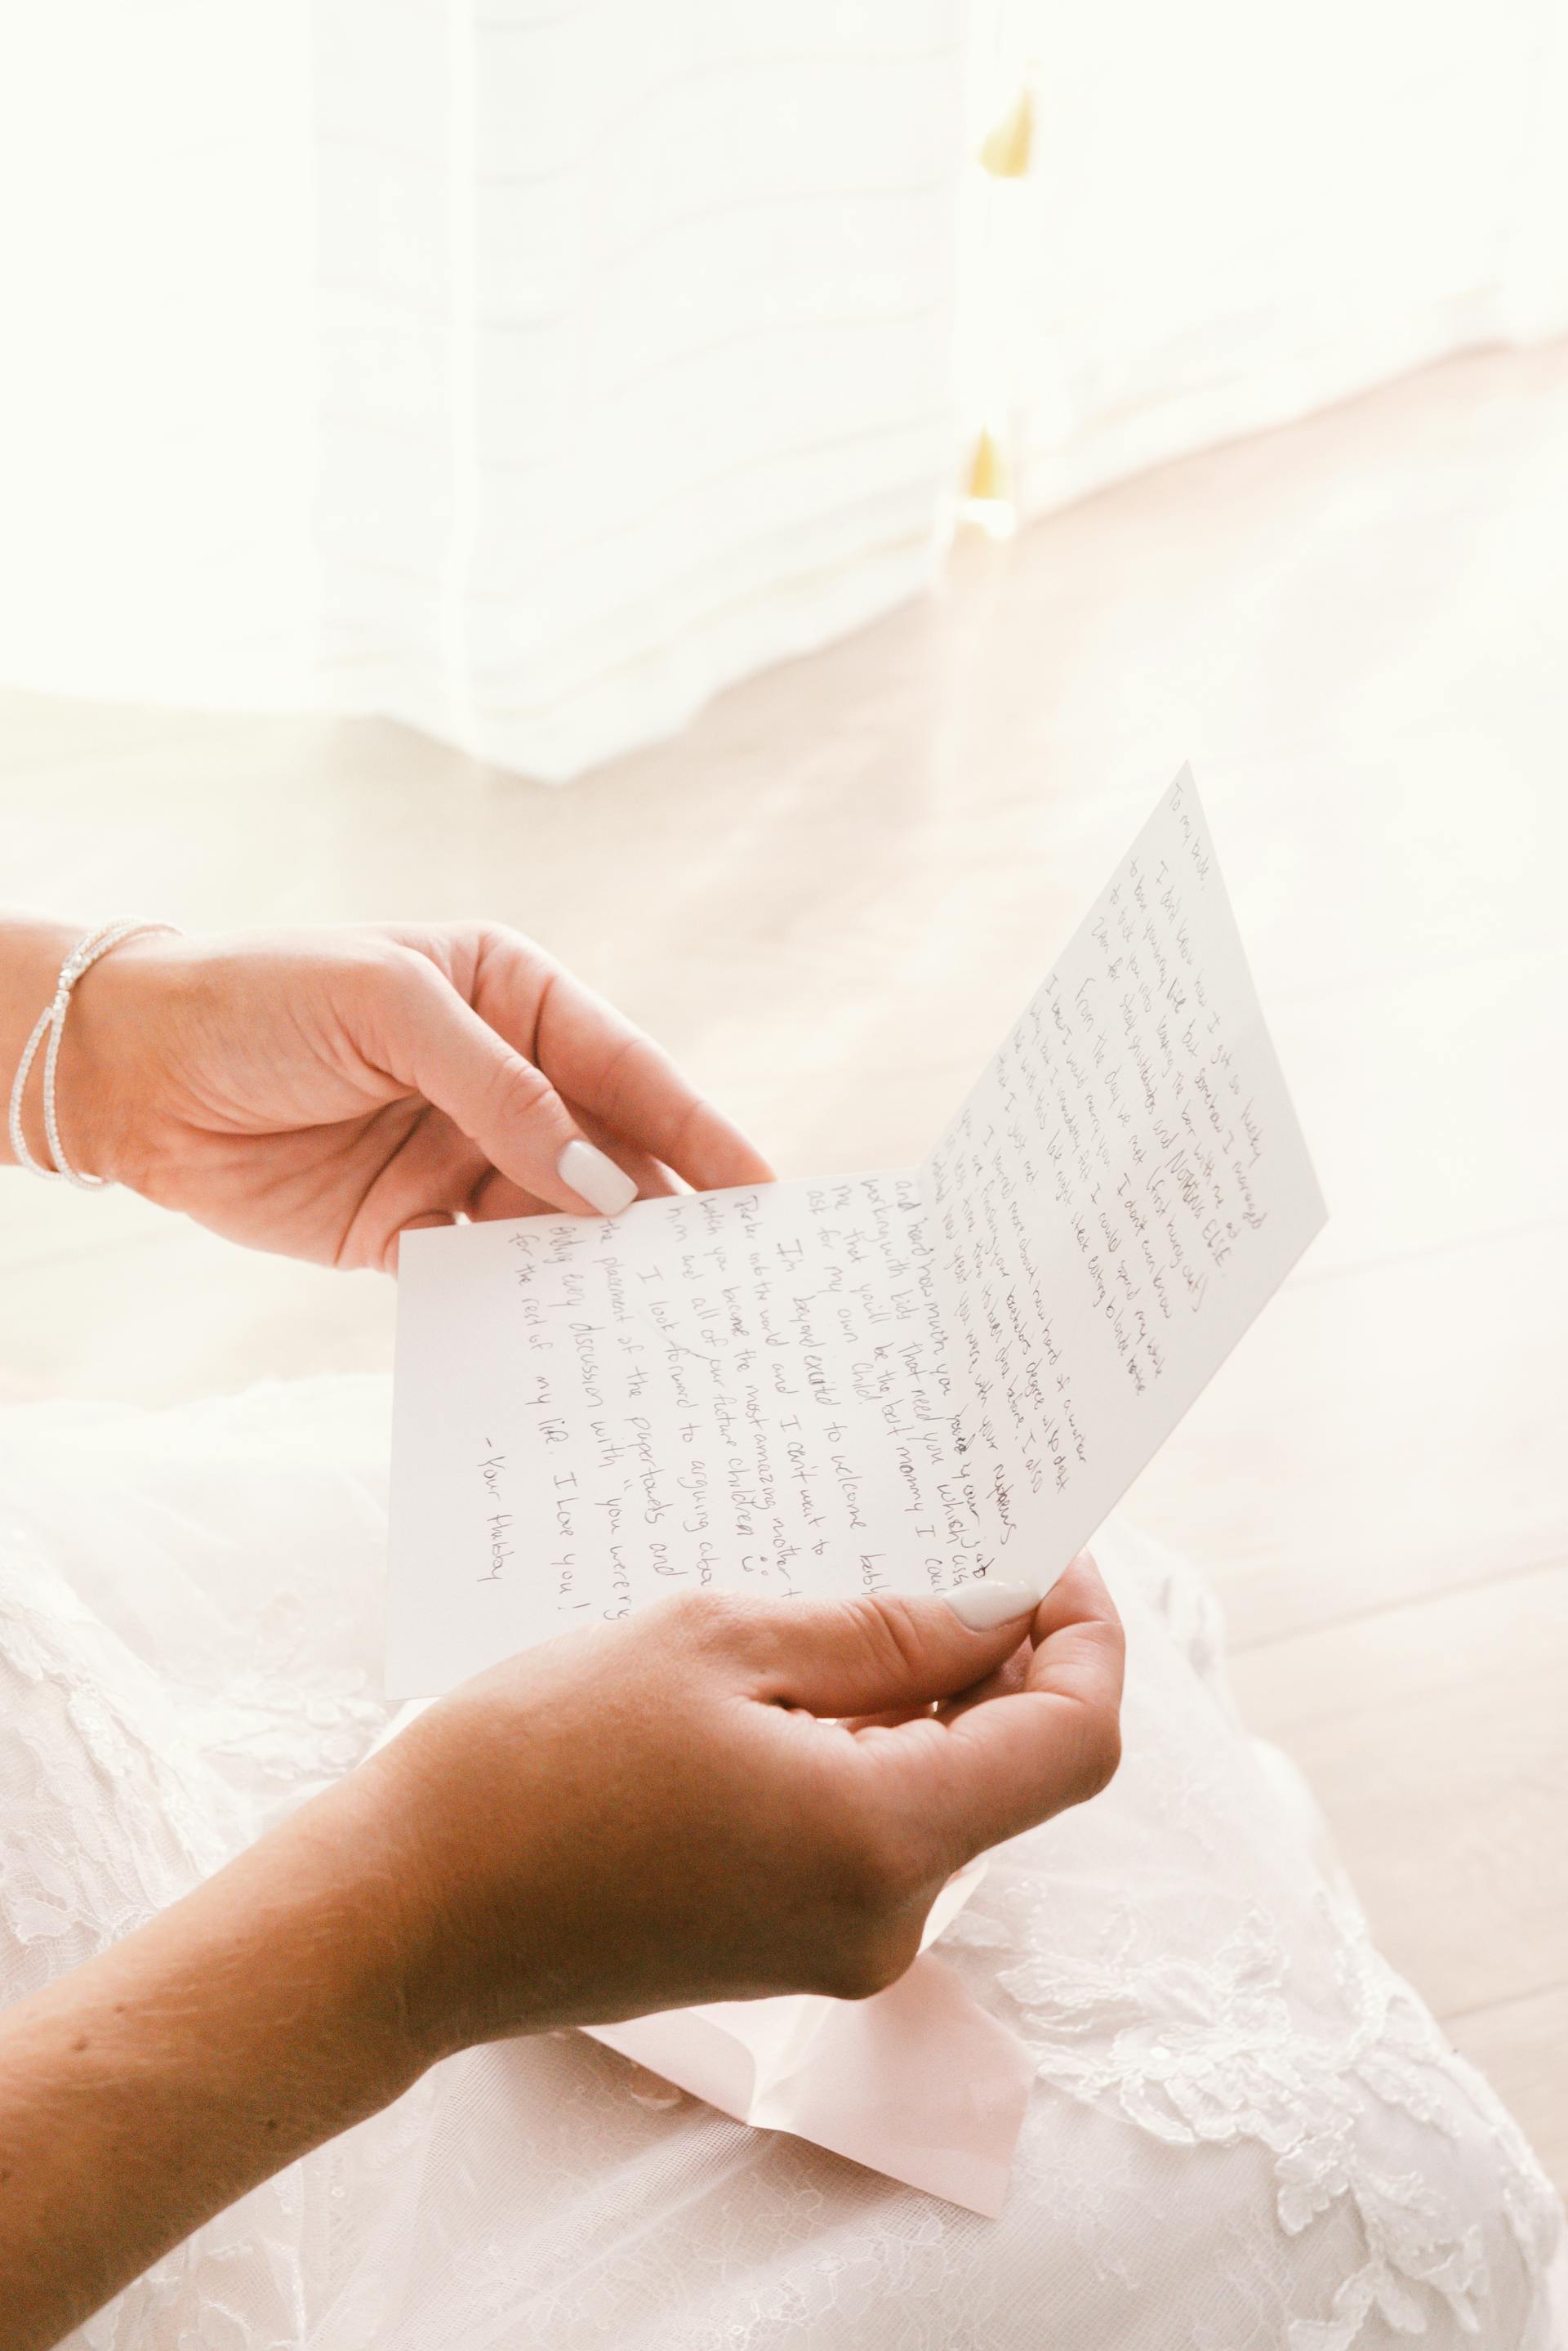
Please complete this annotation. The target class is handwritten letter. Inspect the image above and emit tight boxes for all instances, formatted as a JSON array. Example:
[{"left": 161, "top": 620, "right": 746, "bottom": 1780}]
[{"left": 387, "top": 773, "right": 1325, "bottom": 1697}]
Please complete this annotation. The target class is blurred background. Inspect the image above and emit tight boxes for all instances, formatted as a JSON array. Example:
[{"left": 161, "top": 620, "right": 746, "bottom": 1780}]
[
  {"left": 2, "top": 0, "right": 1567, "bottom": 2191},
  {"left": 2, "top": 1, "right": 1566, "bottom": 774}
]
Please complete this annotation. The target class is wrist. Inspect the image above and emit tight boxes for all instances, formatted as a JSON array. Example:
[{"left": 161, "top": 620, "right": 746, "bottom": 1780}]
[
  {"left": 2, "top": 915, "right": 176, "bottom": 1187},
  {"left": 55, "top": 928, "right": 174, "bottom": 1188},
  {"left": 347, "top": 1716, "right": 520, "bottom": 2064},
  {"left": 247, "top": 1761, "right": 444, "bottom": 2096},
  {"left": 1, "top": 916, "right": 78, "bottom": 1171}
]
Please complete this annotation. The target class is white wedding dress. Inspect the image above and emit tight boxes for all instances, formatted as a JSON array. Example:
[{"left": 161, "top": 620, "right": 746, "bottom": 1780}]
[{"left": 1, "top": 1376, "right": 1562, "bottom": 2351}]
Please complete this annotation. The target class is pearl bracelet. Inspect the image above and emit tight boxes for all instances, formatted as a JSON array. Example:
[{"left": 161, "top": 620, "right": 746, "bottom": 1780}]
[{"left": 7, "top": 920, "right": 182, "bottom": 1189}]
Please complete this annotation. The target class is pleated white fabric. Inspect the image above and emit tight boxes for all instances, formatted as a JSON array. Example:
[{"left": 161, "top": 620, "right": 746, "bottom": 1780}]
[{"left": 0, "top": 1377, "right": 1563, "bottom": 2350}]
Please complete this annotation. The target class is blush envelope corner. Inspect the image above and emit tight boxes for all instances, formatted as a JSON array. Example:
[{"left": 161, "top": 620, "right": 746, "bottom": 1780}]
[{"left": 586, "top": 1863, "right": 1036, "bottom": 2219}]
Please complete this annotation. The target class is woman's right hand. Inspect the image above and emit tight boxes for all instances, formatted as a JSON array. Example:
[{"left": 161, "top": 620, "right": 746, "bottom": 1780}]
[
  {"left": 0, "top": 1559, "right": 1120, "bottom": 2350},
  {"left": 363, "top": 1555, "right": 1124, "bottom": 2059}
]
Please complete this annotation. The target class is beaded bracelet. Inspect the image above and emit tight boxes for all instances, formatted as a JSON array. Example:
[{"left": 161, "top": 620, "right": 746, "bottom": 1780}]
[{"left": 7, "top": 920, "right": 181, "bottom": 1188}]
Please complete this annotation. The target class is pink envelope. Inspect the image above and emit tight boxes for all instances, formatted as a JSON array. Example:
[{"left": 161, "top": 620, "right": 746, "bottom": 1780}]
[{"left": 586, "top": 1863, "right": 1035, "bottom": 2217}]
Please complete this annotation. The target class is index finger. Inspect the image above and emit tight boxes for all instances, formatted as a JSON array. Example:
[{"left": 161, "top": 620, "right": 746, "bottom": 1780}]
[
  {"left": 471, "top": 929, "right": 776, "bottom": 1193},
  {"left": 864, "top": 1554, "right": 1125, "bottom": 1865}
]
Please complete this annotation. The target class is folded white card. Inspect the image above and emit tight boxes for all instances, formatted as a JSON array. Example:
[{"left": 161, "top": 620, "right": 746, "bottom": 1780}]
[
  {"left": 383, "top": 768, "right": 1326, "bottom": 2209},
  {"left": 388, "top": 768, "right": 1325, "bottom": 1689}
]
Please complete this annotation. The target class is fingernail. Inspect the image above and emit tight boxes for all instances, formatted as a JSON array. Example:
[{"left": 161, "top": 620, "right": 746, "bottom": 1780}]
[
  {"left": 942, "top": 1578, "right": 1045, "bottom": 1631},
  {"left": 558, "top": 1139, "right": 639, "bottom": 1217}
]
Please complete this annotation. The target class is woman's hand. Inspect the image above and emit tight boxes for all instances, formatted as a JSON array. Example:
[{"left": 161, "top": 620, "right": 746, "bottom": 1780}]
[
  {"left": 42, "top": 921, "right": 773, "bottom": 1269},
  {"left": 368, "top": 1556, "right": 1124, "bottom": 2049},
  {"left": 0, "top": 1560, "right": 1120, "bottom": 2349}
]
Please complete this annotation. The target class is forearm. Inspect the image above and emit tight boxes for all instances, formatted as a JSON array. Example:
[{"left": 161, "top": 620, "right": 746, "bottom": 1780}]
[{"left": 0, "top": 1768, "right": 427, "bottom": 2351}]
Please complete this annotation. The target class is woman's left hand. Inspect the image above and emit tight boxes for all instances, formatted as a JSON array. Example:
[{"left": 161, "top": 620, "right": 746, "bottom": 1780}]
[{"left": 56, "top": 921, "right": 774, "bottom": 1269}]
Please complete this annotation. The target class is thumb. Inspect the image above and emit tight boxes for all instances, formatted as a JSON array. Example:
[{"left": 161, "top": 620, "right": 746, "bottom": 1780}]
[
  {"left": 374, "top": 952, "right": 640, "bottom": 1218},
  {"left": 737, "top": 1576, "right": 1053, "bottom": 1720}
]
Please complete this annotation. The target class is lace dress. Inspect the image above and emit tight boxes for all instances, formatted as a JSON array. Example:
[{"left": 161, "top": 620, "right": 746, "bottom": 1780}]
[{"left": 1, "top": 1377, "right": 1562, "bottom": 2351}]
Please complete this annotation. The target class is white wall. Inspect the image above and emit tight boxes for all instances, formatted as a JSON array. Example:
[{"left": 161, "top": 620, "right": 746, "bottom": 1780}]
[
  {"left": 0, "top": 3, "right": 320, "bottom": 703},
  {"left": 1, "top": 1, "right": 1564, "bottom": 779}
]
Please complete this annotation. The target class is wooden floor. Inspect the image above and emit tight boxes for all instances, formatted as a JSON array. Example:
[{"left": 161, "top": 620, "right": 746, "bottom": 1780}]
[{"left": 4, "top": 340, "right": 1567, "bottom": 2193}]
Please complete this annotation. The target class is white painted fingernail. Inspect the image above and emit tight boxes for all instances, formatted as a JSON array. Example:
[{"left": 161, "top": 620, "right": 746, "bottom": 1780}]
[
  {"left": 943, "top": 1578, "right": 1045, "bottom": 1631},
  {"left": 558, "top": 1139, "right": 639, "bottom": 1216}
]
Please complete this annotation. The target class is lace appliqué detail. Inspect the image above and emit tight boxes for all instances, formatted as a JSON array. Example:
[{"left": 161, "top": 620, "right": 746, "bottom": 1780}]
[{"left": 973, "top": 1889, "right": 1562, "bottom": 2349}]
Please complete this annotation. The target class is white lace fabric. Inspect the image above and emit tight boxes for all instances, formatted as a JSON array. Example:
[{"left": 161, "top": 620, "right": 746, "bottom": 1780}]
[{"left": 0, "top": 1378, "right": 1562, "bottom": 2351}]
